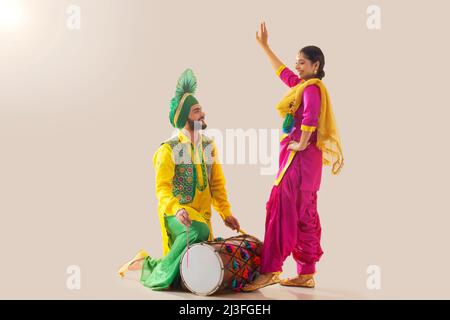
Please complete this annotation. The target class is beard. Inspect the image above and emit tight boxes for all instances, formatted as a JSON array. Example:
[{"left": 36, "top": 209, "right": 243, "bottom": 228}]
[{"left": 187, "top": 118, "right": 207, "bottom": 130}]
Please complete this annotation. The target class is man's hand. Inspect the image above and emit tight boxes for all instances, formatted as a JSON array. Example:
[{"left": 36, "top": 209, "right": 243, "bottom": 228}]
[
  {"left": 224, "top": 216, "right": 240, "bottom": 232},
  {"left": 175, "top": 209, "right": 192, "bottom": 227}
]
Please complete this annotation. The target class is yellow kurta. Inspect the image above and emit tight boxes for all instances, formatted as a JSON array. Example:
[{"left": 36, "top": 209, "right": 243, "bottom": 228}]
[{"left": 153, "top": 130, "right": 233, "bottom": 255}]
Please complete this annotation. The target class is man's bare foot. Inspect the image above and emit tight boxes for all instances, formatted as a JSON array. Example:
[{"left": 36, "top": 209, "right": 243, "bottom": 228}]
[
  {"left": 118, "top": 250, "right": 149, "bottom": 278},
  {"left": 128, "top": 258, "right": 145, "bottom": 271}
]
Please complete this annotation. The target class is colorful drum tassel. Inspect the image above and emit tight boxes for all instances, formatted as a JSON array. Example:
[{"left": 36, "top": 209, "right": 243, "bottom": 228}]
[
  {"left": 242, "top": 268, "right": 249, "bottom": 280},
  {"left": 225, "top": 244, "right": 234, "bottom": 254},
  {"left": 232, "top": 280, "right": 243, "bottom": 292},
  {"left": 239, "top": 248, "right": 249, "bottom": 260},
  {"left": 245, "top": 241, "right": 256, "bottom": 251}
]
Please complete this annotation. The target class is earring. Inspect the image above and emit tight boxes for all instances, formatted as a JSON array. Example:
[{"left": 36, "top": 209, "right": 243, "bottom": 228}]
[{"left": 314, "top": 69, "right": 318, "bottom": 74}]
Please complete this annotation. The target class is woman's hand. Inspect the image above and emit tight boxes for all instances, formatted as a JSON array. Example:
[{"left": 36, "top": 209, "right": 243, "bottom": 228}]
[
  {"left": 256, "top": 22, "right": 285, "bottom": 73},
  {"left": 288, "top": 141, "right": 310, "bottom": 152},
  {"left": 256, "top": 21, "right": 269, "bottom": 48}
]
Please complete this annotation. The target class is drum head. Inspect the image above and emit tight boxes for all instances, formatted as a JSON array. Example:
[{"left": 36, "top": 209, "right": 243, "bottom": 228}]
[{"left": 180, "top": 243, "right": 224, "bottom": 295}]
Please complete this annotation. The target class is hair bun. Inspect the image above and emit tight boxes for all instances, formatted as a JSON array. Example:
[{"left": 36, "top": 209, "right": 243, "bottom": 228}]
[{"left": 319, "top": 70, "right": 325, "bottom": 79}]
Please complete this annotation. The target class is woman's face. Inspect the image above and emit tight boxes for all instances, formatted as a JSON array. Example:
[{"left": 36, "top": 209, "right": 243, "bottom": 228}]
[{"left": 295, "top": 52, "right": 319, "bottom": 79}]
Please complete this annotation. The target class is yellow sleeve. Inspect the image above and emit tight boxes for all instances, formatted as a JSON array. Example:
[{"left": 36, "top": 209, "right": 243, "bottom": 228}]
[
  {"left": 153, "top": 144, "right": 183, "bottom": 216},
  {"left": 300, "top": 124, "right": 317, "bottom": 132},
  {"left": 209, "top": 143, "right": 233, "bottom": 221},
  {"left": 276, "top": 64, "right": 286, "bottom": 77}
]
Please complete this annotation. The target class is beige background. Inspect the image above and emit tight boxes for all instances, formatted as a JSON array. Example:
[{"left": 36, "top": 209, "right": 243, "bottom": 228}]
[{"left": 1, "top": 0, "right": 449, "bottom": 299}]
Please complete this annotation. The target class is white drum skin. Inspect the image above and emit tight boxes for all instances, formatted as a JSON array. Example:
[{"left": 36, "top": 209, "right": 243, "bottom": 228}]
[{"left": 180, "top": 243, "right": 224, "bottom": 296}]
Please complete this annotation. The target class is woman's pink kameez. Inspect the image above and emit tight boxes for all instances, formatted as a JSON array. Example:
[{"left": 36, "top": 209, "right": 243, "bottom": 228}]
[{"left": 260, "top": 67, "right": 324, "bottom": 275}]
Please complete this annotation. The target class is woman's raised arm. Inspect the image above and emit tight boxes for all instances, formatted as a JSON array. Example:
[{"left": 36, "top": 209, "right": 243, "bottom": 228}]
[
  {"left": 256, "top": 22, "right": 301, "bottom": 88},
  {"left": 256, "top": 22, "right": 284, "bottom": 71}
]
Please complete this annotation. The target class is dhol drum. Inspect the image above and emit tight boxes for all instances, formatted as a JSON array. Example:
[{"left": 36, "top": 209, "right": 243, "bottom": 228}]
[{"left": 180, "top": 234, "right": 262, "bottom": 295}]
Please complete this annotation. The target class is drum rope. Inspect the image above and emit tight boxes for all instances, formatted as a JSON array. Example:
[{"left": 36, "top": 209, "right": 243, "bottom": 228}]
[{"left": 215, "top": 235, "right": 262, "bottom": 290}]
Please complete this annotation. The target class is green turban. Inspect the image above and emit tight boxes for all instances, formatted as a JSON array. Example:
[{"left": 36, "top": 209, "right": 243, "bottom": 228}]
[{"left": 169, "top": 69, "right": 199, "bottom": 128}]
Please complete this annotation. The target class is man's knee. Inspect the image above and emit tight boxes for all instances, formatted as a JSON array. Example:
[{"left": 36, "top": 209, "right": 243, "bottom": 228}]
[{"left": 188, "top": 222, "right": 210, "bottom": 243}]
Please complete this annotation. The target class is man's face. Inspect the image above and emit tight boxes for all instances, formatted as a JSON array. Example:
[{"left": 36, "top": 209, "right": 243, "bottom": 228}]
[{"left": 187, "top": 104, "right": 207, "bottom": 130}]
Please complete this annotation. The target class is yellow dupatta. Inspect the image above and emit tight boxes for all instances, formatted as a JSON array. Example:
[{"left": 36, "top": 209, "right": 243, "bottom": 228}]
[{"left": 276, "top": 78, "right": 344, "bottom": 176}]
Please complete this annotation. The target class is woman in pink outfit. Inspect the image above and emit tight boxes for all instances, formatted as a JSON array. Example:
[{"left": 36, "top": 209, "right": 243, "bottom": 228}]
[{"left": 244, "top": 22, "right": 343, "bottom": 291}]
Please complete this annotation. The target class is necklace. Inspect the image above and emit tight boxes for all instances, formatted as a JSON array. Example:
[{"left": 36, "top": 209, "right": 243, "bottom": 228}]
[{"left": 190, "top": 143, "right": 208, "bottom": 192}]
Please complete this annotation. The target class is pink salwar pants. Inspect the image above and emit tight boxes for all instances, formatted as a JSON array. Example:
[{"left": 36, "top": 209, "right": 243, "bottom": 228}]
[{"left": 260, "top": 149, "right": 323, "bottom": 275}]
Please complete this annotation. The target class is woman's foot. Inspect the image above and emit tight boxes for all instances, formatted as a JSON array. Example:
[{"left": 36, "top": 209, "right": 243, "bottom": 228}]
[
  {"left": 242, "top": 272, "right": 281, "bottom": 292},
  {"left": 279, "top": 273, "right": 316, "bottom": 288}
]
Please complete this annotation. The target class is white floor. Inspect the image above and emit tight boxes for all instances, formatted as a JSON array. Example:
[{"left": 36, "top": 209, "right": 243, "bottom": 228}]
[{"left": 116, "top": 271, "right": 370, "bottom": 300}]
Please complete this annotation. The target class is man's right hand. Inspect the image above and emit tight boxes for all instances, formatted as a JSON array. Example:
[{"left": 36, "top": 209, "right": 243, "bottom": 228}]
[{"left": 175, "top": 208, "right": 192, "bottom": 227}]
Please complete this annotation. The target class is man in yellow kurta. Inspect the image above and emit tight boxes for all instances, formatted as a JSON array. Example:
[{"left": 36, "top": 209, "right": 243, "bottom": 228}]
[
  {"left": 155, "top": 127, "right": 239, "bottom": 255},
  {"left": 117, "top": 69, "right": 240, "bottom": 291}
]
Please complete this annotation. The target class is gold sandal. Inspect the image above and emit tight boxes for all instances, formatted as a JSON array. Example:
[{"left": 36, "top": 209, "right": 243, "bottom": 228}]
[
  {"left": 117, "top": 249, "right": 149, "bottom": 278},
  {"left": 280, "top": 273, "right": 316, "bottom": 288},
  {"left": 242, "top": 272, "right": 281, "bottom": 292}
]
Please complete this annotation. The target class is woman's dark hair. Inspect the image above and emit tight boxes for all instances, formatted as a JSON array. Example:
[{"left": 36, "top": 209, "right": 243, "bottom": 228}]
[{"left": 299, "top": 46, "right": 325, "bottom": 79}]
